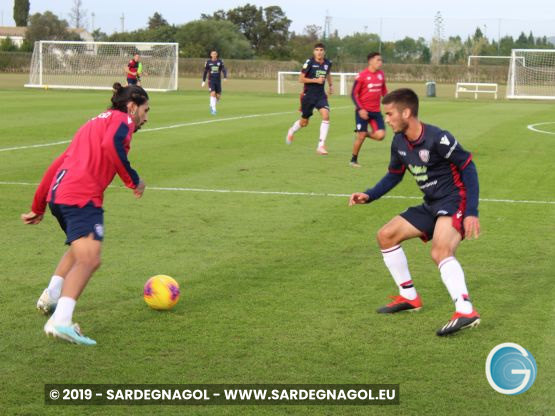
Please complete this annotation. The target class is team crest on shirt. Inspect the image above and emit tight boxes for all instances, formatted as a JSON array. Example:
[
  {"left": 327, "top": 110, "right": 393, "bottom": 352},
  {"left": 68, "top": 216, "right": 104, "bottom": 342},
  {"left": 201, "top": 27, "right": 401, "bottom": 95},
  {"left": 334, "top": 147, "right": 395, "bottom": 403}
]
[
  {"left": 94, "top": 224, "right": 104, "bottom": 238},
  {"left": 324, "top": 64, "right": 328, "bottom": 70},
  {"left": 378, "top": 73, "right": 383, "bottom": 80},
  {"left": 419, "top": 149, "right": 430, "bottom": 163}
]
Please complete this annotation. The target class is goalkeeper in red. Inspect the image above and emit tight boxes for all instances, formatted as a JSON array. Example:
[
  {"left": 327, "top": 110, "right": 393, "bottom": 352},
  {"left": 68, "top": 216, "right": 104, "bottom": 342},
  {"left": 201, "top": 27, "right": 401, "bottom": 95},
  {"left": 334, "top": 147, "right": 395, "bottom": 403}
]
[
  {"left": 350, "top": 52, "right": 387, "bottom": 167},
  {"left": 349, "top": 88, "right": 481, "bottom": 336},
  {"left": 21, "top": 85, "right": 150, "bottom": 345}
]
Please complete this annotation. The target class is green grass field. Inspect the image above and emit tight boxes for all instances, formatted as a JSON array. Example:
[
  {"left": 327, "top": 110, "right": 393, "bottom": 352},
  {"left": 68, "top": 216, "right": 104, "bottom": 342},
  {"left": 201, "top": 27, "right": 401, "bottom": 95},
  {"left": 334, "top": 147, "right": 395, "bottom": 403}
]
[{"left": 1, "top": 80, "right": 554, "bottom": 415}]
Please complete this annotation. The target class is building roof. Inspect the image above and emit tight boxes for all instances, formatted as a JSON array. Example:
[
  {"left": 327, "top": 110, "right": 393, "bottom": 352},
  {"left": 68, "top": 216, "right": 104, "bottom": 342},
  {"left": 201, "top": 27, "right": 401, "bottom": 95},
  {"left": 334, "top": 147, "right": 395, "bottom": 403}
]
[{"left": 0, "top": 26, "right": 27, "bottom": 37}]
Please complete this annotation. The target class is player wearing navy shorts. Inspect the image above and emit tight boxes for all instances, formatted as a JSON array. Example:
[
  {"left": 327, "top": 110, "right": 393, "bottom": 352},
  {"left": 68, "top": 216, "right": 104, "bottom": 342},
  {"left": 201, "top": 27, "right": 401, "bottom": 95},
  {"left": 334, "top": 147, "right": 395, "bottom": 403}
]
[
  {"left": 350, "top": 52, "right": 387, "bottom": 167},
  {"left": 22, "top": 85, "right": 149, "bottom": 345},
  {"left": 126, "top": 53, "right": 140, "bottom": 86},
  {"left": 349, "top": 88, "right": 481, "bottom": 336},
  {"left": 202, "top": 50, "right": 227, "bottom": 115},
  {"left": 286, "top": 43, "right": 333, "bottom": 155}
]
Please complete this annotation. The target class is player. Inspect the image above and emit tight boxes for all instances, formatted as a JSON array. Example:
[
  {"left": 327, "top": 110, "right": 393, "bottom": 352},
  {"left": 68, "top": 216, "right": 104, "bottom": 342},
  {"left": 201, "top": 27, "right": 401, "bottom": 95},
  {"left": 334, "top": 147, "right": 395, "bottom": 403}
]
[
  {"left": 350, "top": 52, "right": 388, "bottom": 167},
  {"left": 286, "top": 43, "right": 333, "bottom": 155},
  {"left": 202, "top": 50, "right": 227, "bottom": 115},
  {"left": 126, "top": 53, "right": 140, "bottom": 86},
  {"left": 349, "top": 88, "right": 481, "bottom": 336},
  {"left": 21, "top": 84, "right": 150, "bottom": 345}
]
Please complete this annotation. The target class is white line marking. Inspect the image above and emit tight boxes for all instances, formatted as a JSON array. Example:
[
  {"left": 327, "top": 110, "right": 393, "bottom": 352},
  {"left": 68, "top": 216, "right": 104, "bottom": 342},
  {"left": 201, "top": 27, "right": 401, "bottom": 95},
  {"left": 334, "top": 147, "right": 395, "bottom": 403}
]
[
  {"left": 0, "top": 106, "right": 351, "bottom": 152},
  {"left": 1, "top": 181, "right": 554, "bottom": 205},
  {"left": 527, "top": 122, "right": 555, "bottom": 135}
]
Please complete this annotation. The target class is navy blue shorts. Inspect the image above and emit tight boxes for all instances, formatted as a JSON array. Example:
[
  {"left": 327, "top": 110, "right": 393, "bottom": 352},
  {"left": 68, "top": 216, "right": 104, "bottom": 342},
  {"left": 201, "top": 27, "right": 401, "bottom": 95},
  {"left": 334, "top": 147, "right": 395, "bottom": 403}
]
[
  {"left": 49, "top": 202, "right": 104, "bottom": 245},
  {"left": 400, "top": 195, "right": 466, "bottom": 242},
  {"left": 300, "top": 93, "right": 329, "bottom": 119},
  {"left": 354, "top": 111, "right": 385, "bottom": 132},
  {"left": 209, "top": 79, "right": 222, "bottom": 94},
  {"left": 127, "top": 78, "right": 138, "bottom": 85}
]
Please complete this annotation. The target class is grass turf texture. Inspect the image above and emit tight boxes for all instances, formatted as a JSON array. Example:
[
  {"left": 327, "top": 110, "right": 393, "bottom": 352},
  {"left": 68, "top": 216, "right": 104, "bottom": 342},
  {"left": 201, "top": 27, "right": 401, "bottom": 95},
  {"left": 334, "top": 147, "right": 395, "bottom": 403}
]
[{"left": 0, "top": 84, "right": 554, "bottom": 415}]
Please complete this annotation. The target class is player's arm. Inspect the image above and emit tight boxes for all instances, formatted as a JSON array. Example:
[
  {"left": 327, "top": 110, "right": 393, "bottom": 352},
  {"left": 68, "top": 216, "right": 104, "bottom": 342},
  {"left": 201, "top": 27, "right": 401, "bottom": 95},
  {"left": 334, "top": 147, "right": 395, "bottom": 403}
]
[
  {"left": 23, "top": 150, "right": 67, "bottom": 223},
  {"left": 382, "top": 75, "right": 388, "bottom": 96},
  {"left": 436, "top": 131, "right": 480, "bottom": 238},
  {"left": 326, "top": 72, "right": 334, "bottom": 94},
  {"left": 349, "top": 144, "right": 405, "bottom": 205},
  {"left": 202, "top": 62, "right": 209, "bottom": 86},
  {"left": 351, "top": 78, "right": 367, "bottom": 119},
  {"left": 100, "top": 121, "right": 142, "bottom": 196},
  {"left": 221, "top": 61, "right": 227, "bottom": 80}
]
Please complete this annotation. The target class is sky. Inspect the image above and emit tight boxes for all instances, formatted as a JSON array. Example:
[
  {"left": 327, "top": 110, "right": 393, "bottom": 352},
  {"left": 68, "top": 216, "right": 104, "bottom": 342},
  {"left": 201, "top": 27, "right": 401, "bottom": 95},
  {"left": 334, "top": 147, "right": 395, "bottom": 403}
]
[{"left": 1, "top": 0, "right": 554, "bottom": 42}]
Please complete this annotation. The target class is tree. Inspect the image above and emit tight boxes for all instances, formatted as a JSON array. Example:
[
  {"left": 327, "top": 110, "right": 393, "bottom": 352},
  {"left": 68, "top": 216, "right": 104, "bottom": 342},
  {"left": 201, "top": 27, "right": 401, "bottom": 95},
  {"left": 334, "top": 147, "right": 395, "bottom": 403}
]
[
  {"left": 25, "top": 11, "right": 81, "bottom": 44},
  {"left": 175, "top": 19, "right": 253, "bottom": 59},
  {"left": 13, "top": 0, "right": 30, "bottom": 26},
  {"left": 0, "top": 37, "right": 18, "bottom": 51},
  {"left": 303, "top": 25, "right": 322, "bottom": 41},
  {"left": 91, "top": 29, "right": 108, "bottom": 41},
  {"left": 69, "top": 0, "right": 87, "bottom": 28},
  {"left": 148, "top": 12, "right": 168, "bottom": 30}
]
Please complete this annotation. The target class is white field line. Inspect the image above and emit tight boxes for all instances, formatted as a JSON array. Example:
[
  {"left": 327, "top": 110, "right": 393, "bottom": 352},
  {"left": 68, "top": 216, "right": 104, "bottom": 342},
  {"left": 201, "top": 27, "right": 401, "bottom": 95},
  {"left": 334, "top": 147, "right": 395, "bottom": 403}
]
[
  {"left": 1, "top": 181, "right": 554, "bottom": 206},
  {"left": 0, "top": 106, "right": 351, "bottom": 153},
  {"left": 527, "top": 122, "right": 555, "bottom": 135}
]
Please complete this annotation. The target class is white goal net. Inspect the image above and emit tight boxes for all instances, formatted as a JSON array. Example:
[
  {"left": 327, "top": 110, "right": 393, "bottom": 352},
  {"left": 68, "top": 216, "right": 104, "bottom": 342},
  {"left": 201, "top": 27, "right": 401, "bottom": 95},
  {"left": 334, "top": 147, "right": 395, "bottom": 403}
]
[
  {"left": 25, "top": 41, "right": 178, "bottom": 91},
  {"left": 507, "top": 49, "right": 555, "bottom": 100},
  {"left": 277, "top": 71, "right": 358, "bottom": 96}
]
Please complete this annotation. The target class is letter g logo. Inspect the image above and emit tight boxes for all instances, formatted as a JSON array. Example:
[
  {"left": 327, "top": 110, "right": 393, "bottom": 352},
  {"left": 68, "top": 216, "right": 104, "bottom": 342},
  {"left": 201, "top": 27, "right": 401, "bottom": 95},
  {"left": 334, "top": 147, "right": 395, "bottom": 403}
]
[{"left": 486, "top": 343, "right": 537, "bottom": 395}]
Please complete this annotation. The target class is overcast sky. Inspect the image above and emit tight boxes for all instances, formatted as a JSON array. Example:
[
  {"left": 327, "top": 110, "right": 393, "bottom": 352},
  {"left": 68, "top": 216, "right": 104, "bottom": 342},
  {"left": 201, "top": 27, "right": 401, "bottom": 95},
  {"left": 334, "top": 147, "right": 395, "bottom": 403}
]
[{"left": 1, "top": 0, "right": 554, "bottom": 41}]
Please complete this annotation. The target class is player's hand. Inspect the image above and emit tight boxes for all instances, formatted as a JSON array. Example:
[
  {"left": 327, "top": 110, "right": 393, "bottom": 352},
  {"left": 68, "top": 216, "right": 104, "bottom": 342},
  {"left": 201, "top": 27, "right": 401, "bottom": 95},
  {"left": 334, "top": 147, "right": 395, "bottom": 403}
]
[
  {"left": 349, "top": 193, "right": 370, "bottom": 206},
  {"left": 21, "top": 211, "right": 43, "bottom": 225},
  {"left": 201, "top": 81, "right": 206, "bottom": 87},
  {"left": 134, "top": 179, "right": 146, "bottom": 199},
  {"left": 463, "top": 216, "right": 480, "bottom": 239},
  {"left": 315, "top": 77, "right": 325, "bottom": 84},
  {"left": 223, "top": 78, "right": 227, "bottom": 82},
  {"left": 358, "top": 109, "right": 369, "bottom": 120}
]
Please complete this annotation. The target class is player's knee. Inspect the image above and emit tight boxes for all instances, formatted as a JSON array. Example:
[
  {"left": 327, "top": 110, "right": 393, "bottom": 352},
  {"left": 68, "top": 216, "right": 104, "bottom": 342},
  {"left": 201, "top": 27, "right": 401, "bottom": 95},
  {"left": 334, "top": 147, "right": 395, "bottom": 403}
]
[
  {"left": 430, "top": 246, "right": 453, "bottom": 265},
  {"left": 374, "top": 130, "right": 386, "bottom": 141},
  {"left": 300, "top": 119, "right": 309, "bottom": 127},
  {"left": 376, "top": 225, "right": 397, "bottom": 249}
]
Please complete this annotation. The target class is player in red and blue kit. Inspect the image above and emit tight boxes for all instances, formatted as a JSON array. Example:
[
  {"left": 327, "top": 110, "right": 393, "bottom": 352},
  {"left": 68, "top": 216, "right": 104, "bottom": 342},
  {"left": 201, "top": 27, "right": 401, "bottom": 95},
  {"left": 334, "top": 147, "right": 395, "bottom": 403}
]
[
  {"left": 349, "top": 88, "right": 481, "bottom": 336},
  {"left": 350, "top": 52, "right": 388, "bottom": 167},
  {"left": 202, "top": 50, "right": 227, "bottom": 115},
  {"left": 21, "top": 85, "right": 150, "bottom": 345},
  {"left": 286, "top": 43, "right": 334, "bottom": 155},
  {"left": 126, "top": 53, "right": 140, "bottom": 86}
]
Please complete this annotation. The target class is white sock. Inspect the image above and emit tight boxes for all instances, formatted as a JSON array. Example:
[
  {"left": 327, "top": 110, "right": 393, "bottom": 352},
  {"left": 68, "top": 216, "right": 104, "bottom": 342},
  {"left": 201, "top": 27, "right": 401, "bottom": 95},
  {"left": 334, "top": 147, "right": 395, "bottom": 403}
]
[
  {"left": 51, "top": 296, "right": 76, "bottom": 326},
  {"left": 47, "top": 275, "right": 64, "bottom": 300},
  {"left": 210, "top": 96, "right": 217, "bottom": 110},
  {"left": 381, "top": 245, "right": 417, "bottom": 300},
  {"left": 438, "top": 257, "right": 473, "bottom": 314},
  {"left": 318, "top": 120, "right": 329, "bottom": 147},
  {"left": 289, "top": 120, "right": 302, "bottom": 135}
]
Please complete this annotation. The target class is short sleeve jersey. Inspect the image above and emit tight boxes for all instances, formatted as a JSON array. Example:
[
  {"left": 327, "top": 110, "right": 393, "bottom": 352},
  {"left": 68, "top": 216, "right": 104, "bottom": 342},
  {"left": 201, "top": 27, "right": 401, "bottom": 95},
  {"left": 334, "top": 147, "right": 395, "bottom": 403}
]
[{"left": 301, "top": 57, "right": 332, "bottom": 96}]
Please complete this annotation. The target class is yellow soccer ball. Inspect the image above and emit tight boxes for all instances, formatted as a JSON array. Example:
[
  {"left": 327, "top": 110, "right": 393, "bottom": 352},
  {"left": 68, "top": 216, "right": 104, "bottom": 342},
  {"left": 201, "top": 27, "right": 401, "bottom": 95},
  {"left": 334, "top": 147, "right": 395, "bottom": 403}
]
[{"left": 143, "top": 275, "right": 180, "bottom": 310}]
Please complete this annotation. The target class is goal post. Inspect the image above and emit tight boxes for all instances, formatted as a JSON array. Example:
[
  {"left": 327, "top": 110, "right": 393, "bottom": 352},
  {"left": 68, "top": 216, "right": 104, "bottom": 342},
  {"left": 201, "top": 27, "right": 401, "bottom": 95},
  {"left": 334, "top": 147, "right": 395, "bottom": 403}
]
[
  {"left": 506, "top": 49, "right": 555, "bottom": 100},
  {"left": 277, "top": 71, "right": 358, "bottom": 95},
  {"left": 25, "top": 41, "right": 179, "bottom": 92}
]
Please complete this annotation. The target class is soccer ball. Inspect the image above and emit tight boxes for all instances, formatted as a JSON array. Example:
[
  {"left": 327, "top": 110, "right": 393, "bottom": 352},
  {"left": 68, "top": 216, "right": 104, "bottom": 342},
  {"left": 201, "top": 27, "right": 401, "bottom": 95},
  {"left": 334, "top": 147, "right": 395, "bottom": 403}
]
[{"left": 143, "top": 275, "right": 180, "bottom": 310}]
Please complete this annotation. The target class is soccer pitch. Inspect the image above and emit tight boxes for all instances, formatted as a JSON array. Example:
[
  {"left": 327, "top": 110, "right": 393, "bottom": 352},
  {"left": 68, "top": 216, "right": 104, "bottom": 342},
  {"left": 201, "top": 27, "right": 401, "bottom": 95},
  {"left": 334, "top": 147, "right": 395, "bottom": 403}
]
[{"left": 1, "top": 85, "right": 554, "bottom": 415}]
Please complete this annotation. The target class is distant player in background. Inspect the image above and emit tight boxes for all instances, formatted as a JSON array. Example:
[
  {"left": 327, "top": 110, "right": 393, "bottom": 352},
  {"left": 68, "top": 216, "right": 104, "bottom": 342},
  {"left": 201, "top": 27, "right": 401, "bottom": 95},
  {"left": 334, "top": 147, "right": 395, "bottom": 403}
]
[
  {"left": 349, "top": 88, "right": 481, "bottom": 336},
  {"left": 286, "top": 43, "right": 333, "bottom": 155},
  {"left": 136, "top": 61, "right": 147, "bottom": 87},
  {"left": 126, "top": 53, "right": 140, "bottom": 86},
  {"left": 202, "top": 50, "right": 227, "bottom": 115},
  {"left": 21, "top": 85, "right": 149, "bottom": 345},
  {"left": 350, "top": 52, "right": 388, "bottom": 167}
]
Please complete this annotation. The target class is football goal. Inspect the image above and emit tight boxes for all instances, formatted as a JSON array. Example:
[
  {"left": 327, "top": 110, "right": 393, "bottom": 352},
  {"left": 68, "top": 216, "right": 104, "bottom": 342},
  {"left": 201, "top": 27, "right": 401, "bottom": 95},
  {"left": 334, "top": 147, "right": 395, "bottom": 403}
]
[
  {"left": 506, "top": 49, "right": 555, "bottom": 100},
  {"left": 277, "top": 71, "right": 358, "bottom": 95},
  {"left": 25, "top": 41, "right": 179, "bottom": 91}
]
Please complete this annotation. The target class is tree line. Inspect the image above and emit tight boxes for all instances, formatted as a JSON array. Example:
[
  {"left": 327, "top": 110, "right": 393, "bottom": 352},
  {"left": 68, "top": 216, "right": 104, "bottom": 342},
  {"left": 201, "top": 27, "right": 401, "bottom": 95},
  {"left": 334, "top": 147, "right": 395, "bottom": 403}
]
[{"left": 2, "top": 2, "right": 553, "bottom": 65}]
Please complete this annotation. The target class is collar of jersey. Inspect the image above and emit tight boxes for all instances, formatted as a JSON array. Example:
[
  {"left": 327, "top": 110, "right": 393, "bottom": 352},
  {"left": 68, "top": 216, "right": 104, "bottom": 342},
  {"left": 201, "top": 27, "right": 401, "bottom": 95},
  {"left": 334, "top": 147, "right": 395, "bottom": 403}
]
[{"left": 404, "top": 123, "right": 425, "bottom": 148}]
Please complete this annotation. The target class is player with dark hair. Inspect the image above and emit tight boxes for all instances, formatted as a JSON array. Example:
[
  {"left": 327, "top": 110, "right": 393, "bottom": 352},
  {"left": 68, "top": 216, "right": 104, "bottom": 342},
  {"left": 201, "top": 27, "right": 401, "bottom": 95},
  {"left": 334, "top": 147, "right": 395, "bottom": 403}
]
[
  {"left": 22, "top": 84, "right": 150, "bottom": 345},
  {"left": 126, "top": 53, "right": 140, "bottom": 86},
  {"left": 349, "top": 88, "right": 481, "bottom": 336},
  {"left": 350, "top": 52, "right": 388, "bottom": 167},
  {"left": 202, "top": 50, "right": 227, "bottom": 115},
  {"left": 286, "top": 42, "right": 333, "bottom": 155}
]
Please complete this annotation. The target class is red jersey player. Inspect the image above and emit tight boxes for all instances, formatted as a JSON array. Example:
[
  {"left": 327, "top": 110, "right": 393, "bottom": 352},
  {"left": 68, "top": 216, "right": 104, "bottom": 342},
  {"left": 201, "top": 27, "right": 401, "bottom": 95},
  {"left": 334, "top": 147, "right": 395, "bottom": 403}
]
[
  {"left": 350, "top": 52, "right": 388, "bottom": 167},
  {"left": 21, "top": 85, "right": 149, "bottom": 345}
]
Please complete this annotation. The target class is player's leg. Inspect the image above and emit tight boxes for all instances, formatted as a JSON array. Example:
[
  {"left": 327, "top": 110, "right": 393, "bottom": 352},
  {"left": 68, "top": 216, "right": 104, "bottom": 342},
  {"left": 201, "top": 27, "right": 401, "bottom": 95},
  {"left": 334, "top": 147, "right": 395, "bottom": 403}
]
[
  {"left": 432, "top": 216, "right": 480, "bottom": 336},
  {"left": 37, "top": 249, "right": 75, "bottom": 314},
  {"left": 209, "top": 89, "right": 217, "bottom": 115},
  {"left": 316, "top": 103, "right": 330, "bottom": 154},
  {"left": 367, "top": 113, "right": 386, "bottom": 141},
  {"left": 351, "top": 112, "right": 369, "bottom": 167},
  {"left": 376, "top": 207, "right": 434, "bottom": 313},
  {"left": 286, "top": 95, "right": 312, "bottom": 144}
]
